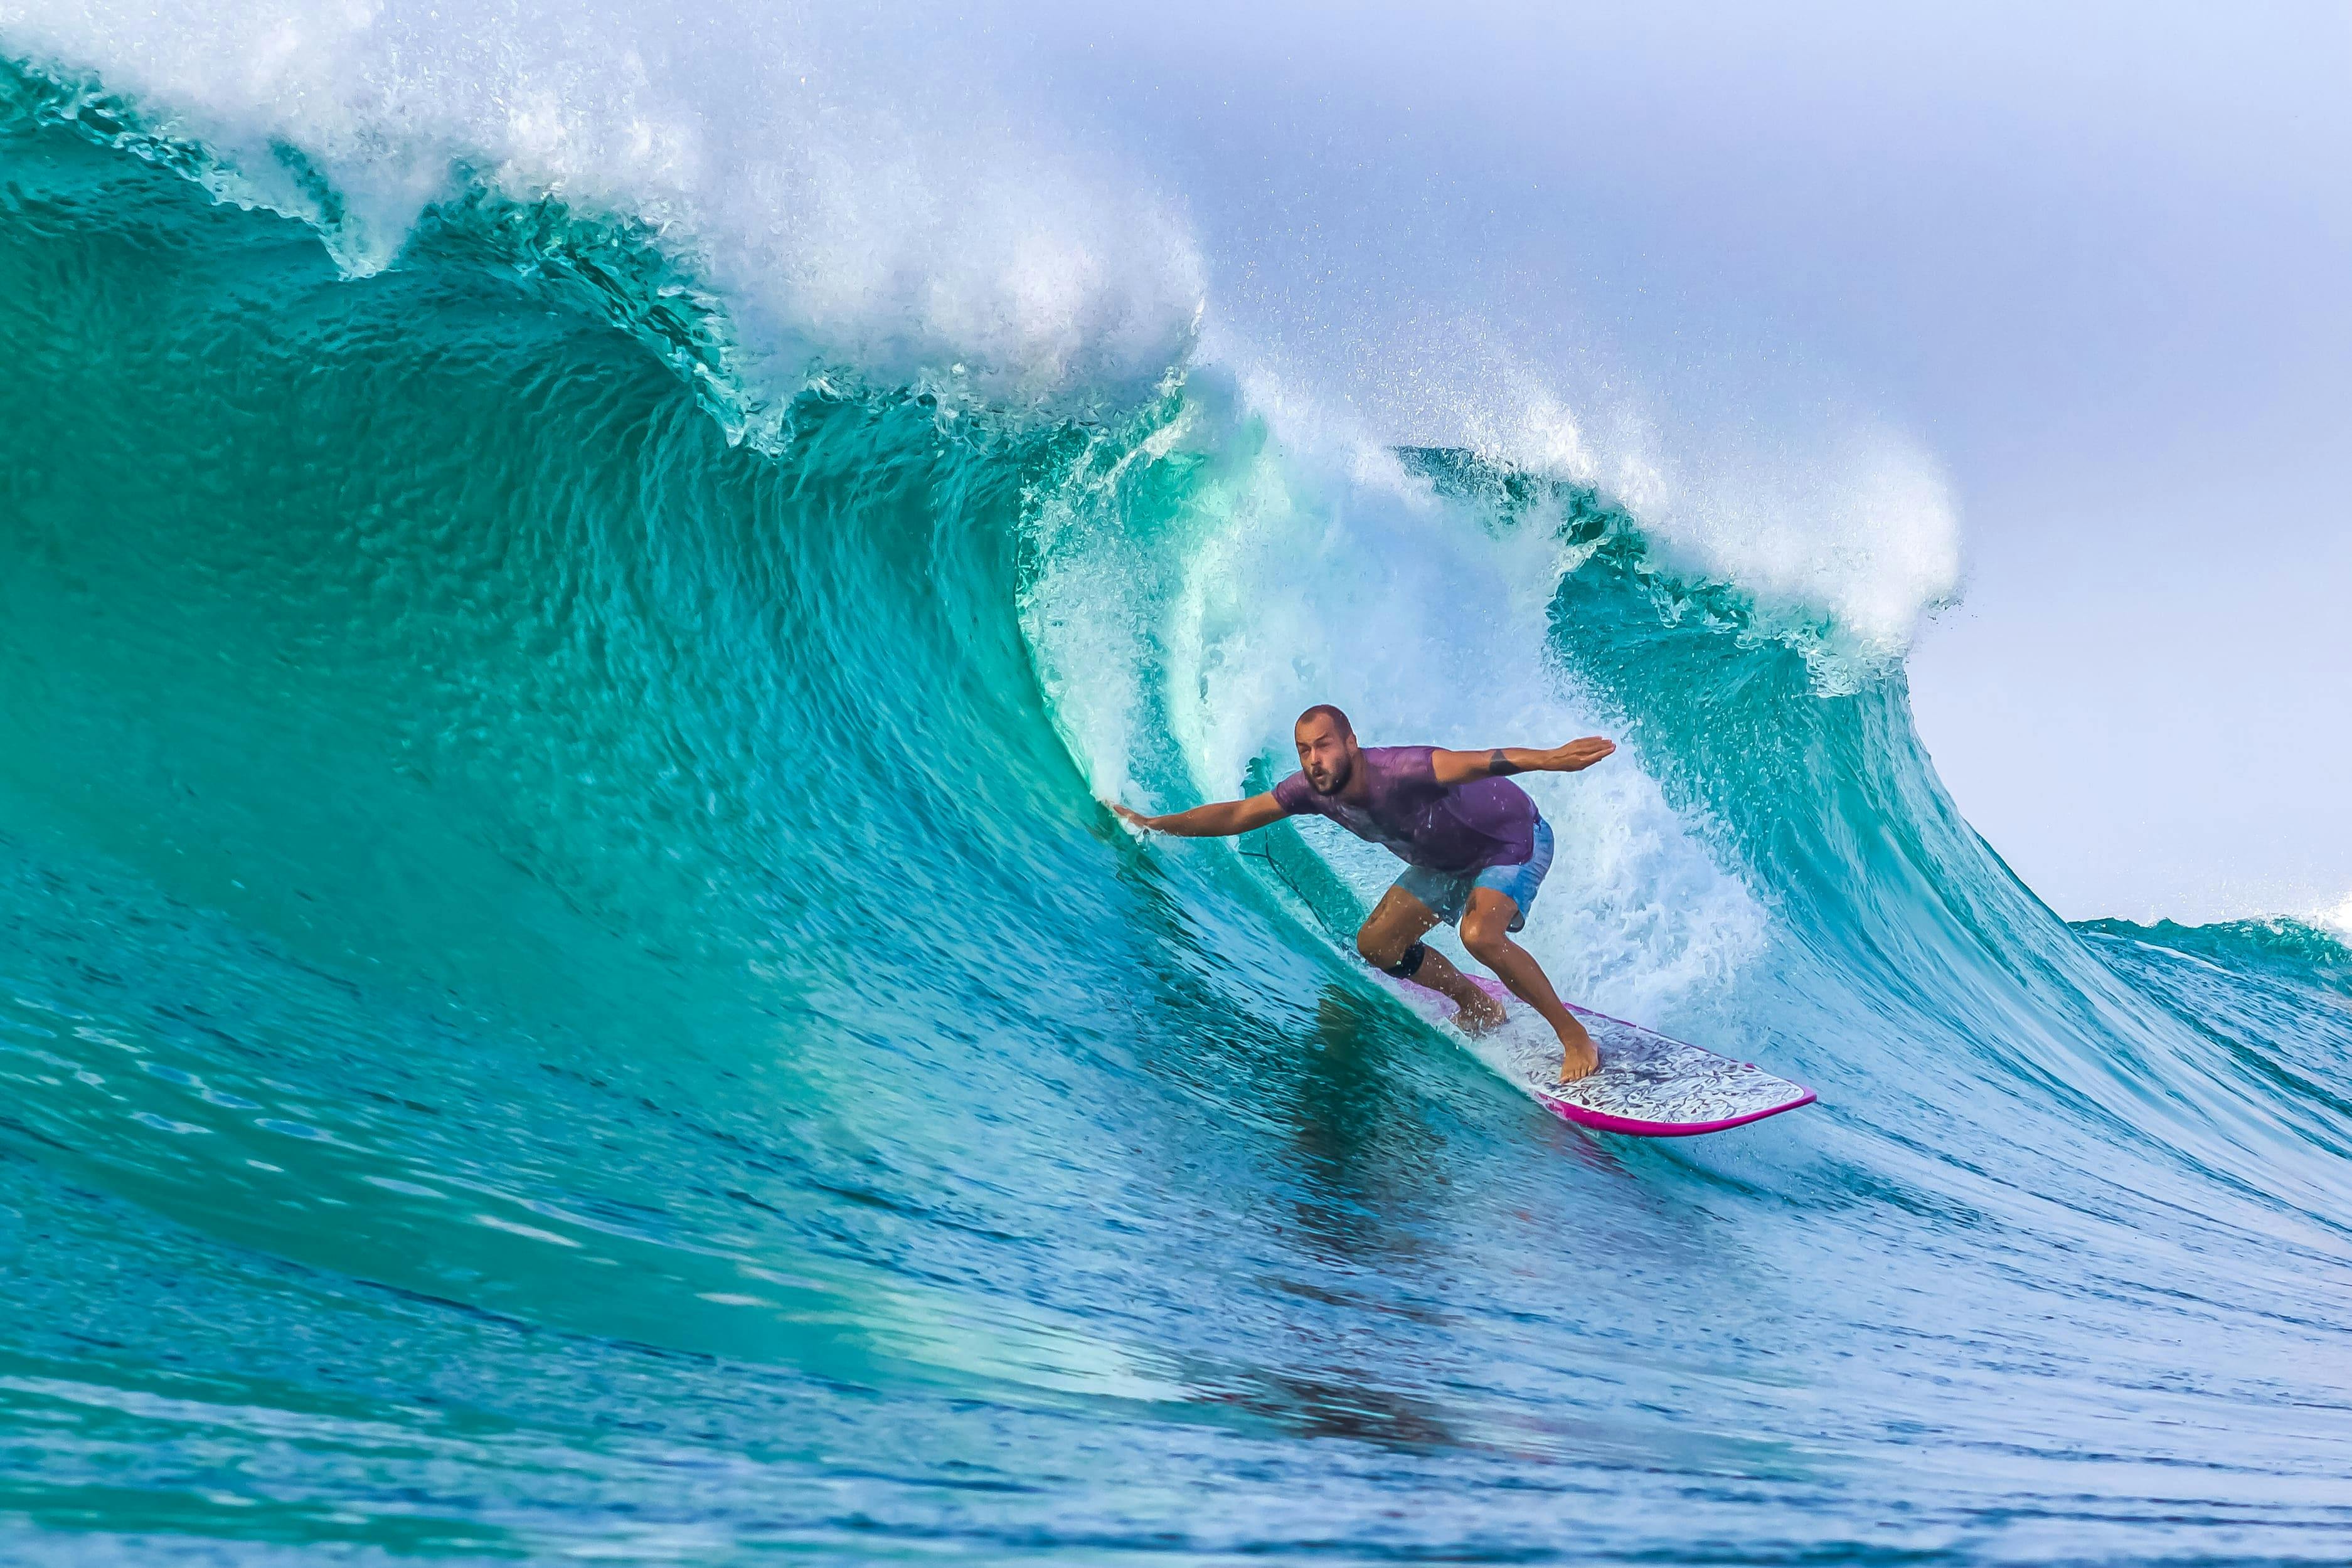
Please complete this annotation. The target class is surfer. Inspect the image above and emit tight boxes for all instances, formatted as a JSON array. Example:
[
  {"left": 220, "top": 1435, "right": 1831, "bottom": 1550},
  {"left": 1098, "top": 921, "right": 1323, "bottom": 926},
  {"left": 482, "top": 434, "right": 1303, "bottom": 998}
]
[{"left": 1114, "top": 705, "right": 1615, "bottom": 1083}]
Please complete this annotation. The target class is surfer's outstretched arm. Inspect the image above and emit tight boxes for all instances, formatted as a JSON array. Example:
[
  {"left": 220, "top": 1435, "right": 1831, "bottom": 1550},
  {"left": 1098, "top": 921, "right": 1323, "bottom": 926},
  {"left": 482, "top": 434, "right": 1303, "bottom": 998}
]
[
  {"left": 1429, "top": 737, "right": 1615, "bottom": 787},
  {"left": 1112, "top": 793, "right": 1287, "bottom": 838}
]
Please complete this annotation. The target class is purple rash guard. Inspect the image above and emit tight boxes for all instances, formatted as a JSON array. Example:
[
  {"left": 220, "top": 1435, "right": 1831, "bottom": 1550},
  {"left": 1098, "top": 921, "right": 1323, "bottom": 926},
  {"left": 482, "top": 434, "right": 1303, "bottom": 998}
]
[{"left": 1272, "top": 745, "right": 1537, "bottom": 874}]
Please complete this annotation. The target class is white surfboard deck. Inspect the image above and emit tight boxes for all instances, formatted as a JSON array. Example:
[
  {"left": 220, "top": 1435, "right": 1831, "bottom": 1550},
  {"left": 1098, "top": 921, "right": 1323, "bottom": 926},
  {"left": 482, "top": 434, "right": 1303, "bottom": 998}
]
[{"left": 1389, "top": 974, "right": 1814, "bottom": 1137}]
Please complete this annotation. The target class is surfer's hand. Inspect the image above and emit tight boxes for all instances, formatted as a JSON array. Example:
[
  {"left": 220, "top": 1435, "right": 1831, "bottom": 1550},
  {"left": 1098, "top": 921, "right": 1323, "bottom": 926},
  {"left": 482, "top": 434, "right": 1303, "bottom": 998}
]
[
  {"left": 1110, "top": 803, "right": 1157, "bottom": 833},
  {"left": 1549, "top": 737, "right": 1615, "bottom": 772}
]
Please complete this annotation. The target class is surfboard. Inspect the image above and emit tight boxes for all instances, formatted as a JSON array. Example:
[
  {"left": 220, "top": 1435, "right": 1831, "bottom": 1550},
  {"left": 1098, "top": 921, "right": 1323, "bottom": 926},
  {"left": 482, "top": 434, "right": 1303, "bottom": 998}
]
[{"left": 1392, "top": 974, "right": 1814, "bottom": 1136}]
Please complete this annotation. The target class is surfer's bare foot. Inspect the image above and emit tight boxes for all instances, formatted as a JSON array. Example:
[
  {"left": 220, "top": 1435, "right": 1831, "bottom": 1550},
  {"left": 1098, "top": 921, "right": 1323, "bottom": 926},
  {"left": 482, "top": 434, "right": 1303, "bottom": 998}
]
[
  {"left": 1451, "top": 988, "right": 1507, "bottom": 1035},
  {"left": 1556, "top": 1029, "right": 1599, "bottom": 1084}
]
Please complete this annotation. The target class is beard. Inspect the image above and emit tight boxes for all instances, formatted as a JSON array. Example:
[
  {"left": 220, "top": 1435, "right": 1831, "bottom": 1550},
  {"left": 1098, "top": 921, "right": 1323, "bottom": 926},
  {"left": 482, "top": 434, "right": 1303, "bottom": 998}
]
[{"left": 1306, "top": 751, "right": 1353, "bottom": 795}]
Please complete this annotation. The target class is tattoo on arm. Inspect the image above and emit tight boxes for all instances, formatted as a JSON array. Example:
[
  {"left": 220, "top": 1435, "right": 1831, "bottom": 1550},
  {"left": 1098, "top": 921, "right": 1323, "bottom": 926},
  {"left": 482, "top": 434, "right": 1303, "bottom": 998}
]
[{"left": 1488, "top": 748, "right": 1523, "bottom": 777}]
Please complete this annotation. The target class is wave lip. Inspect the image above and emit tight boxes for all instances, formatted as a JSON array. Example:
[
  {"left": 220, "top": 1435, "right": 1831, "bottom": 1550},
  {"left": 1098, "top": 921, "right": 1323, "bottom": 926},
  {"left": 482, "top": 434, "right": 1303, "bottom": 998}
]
[
  {"left": 5, "top": 32, "right": 2352, "bottom": 1567},
  {"left": 3, "top": 3, "right": 1207, "bottom": 412},
  {"left": 6, "top": 21, "right": 1957, "bottom": 658}
]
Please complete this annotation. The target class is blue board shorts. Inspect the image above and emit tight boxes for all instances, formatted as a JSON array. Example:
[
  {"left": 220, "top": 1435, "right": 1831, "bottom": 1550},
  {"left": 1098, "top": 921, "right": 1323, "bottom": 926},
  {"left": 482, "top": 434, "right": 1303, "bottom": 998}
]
[{"left": 1393, "top": 815, "right": 1554, "bottom": 933}]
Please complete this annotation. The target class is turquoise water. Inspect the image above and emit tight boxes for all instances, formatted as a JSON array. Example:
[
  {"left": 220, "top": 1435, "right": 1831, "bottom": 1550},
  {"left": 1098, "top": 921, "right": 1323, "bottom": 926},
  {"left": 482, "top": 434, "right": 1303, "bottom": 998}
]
[{"left": 4, "top": 60, "right": 2352, "bottom": 1564}]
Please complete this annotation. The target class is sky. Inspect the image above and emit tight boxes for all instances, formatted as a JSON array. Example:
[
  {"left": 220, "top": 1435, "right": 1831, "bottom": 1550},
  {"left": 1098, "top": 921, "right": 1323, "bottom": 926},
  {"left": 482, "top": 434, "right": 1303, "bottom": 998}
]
[{"left": 970, "top": 0, "right": 2352, "bottom": 925}]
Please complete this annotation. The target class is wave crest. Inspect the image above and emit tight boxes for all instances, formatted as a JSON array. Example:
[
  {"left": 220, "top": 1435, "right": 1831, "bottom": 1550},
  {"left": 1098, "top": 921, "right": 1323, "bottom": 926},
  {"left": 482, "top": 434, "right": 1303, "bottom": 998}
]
[{"left": 2, "top": 4, "right": 1207, "bottom": 410}]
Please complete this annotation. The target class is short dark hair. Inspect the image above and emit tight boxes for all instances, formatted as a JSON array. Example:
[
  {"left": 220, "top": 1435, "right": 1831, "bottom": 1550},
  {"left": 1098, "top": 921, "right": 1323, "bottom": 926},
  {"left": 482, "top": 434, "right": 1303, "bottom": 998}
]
[{"left": 1296, "top": 704, "right": 1353, "bottom": 737}]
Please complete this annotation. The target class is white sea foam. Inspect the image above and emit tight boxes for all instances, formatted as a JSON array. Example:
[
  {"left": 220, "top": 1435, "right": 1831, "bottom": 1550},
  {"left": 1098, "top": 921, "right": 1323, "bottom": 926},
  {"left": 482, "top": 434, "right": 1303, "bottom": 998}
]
[
  {"left": 1208, "top": 322, "right": 1965, "bottom": 671},
  {"left": 2319, "top": 893, "right": 2352, "bottom": 939},
  {"left": 1495, "top": 395, "right": 1961, "bottom": 669},
  {"left": 0, "top": 0, "right": 1205, "bottom": 406}
]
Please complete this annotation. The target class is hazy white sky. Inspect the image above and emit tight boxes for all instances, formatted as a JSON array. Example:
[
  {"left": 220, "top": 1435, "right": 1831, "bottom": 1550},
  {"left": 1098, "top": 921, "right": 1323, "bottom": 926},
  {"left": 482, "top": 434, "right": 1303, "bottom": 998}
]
[{"left": 974, "top": 0, "right": 2351, "bottom": 924}]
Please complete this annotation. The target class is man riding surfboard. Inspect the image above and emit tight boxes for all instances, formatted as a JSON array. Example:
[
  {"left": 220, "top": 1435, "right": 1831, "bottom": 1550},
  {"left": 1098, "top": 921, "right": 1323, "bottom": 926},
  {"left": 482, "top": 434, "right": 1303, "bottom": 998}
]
[{"left": 1114, "top": 705, "right": 1616, "bottom": 1083}]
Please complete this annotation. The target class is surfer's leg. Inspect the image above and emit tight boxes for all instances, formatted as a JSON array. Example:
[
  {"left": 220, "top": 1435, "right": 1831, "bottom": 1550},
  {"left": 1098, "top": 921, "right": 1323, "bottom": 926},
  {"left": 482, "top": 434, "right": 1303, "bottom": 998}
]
[
  {"left": 1460, "top": 889, "right": 1598, "bottom": 1083},
  {"left": 1355, "top": 886, "right": 1506, "bottom": 1032}
]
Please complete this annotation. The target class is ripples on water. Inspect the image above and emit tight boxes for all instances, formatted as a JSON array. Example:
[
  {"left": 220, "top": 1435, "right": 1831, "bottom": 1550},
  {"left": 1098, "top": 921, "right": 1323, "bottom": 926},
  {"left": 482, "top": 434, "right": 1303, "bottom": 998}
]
[{"left": 2, "top": 69, "right": 2350, "bottom": 1565}]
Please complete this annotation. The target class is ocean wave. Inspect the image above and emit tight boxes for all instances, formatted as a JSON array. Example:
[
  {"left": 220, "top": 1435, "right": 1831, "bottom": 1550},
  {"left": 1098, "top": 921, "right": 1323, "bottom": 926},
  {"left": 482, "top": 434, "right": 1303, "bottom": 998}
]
[
  {"left": 3, "top": 12, "right": 1959, "bottom": 651},
  {"left": 4, "top": 35, "right": 2351, "bottom": 1560},
  {"left": 2077, "top": 914, "right": 2352, "bottom": 999},
  {"left": 1, "top": 3, "right": 1206, "bottom": 410}
]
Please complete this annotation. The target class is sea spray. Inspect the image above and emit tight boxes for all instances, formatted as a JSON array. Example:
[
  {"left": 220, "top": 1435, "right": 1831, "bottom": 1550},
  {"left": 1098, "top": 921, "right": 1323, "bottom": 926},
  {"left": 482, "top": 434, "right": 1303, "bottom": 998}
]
[{"left": 1, "top": 33, "right": 2349, "bottom": 1567}]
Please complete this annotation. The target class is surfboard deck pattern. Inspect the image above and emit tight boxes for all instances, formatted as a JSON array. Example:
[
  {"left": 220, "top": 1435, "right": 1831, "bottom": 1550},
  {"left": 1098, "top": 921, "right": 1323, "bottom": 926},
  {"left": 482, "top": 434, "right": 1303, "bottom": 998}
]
[{"left": 1392, "top": 975, "right": 1815, "bottom": 1136}]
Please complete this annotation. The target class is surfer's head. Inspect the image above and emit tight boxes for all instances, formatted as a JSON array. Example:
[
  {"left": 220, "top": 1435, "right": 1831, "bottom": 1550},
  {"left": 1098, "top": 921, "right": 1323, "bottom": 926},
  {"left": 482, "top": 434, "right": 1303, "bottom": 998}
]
[{"left": 1294, "top": 704, "right": 1358, "bottom": 794}]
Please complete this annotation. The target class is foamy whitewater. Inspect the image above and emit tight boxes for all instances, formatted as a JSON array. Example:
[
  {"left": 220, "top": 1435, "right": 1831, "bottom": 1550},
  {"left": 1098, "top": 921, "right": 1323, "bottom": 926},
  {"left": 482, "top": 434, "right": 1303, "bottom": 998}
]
[{"left": 3, "top": 5, "right": 2349, "bottom": 1564}]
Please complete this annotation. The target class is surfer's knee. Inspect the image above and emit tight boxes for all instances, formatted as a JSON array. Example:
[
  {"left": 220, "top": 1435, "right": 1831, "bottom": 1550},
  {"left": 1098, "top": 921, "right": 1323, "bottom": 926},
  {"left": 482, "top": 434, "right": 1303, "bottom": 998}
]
[
  {"left": 1354, "top": 919, "right": 1429, "bottom": 978},
  {"left": 1459, "top": 913, "right": 1512, "bottom": 964},
  {"left": 1379, "top": 941, "right": 1428, "bottom": 980}
]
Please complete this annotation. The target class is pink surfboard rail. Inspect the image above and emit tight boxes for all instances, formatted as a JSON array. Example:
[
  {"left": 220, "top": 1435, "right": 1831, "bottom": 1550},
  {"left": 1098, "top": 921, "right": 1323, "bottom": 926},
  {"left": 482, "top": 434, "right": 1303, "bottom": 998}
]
[{"left": 1398, "top": 975, "right": 1816, "bottom": 1138}]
